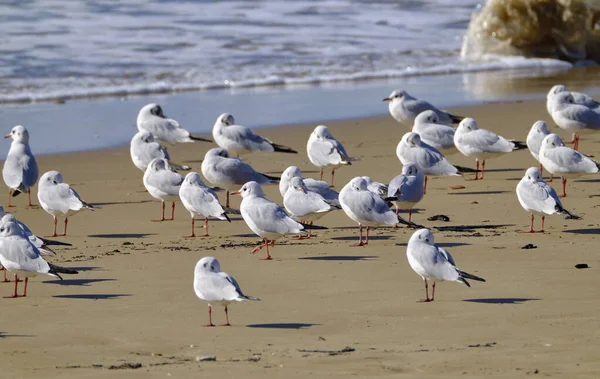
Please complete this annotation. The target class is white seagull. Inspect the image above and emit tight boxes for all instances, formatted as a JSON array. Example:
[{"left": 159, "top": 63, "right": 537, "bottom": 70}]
[
  {"left": 516, "top": 167, "right": 578, "bottom": 233},
  {"left": 412, "top": 110, "right": 457, "bottom": 154},
  {"left": 179, "top": 172, "right": 230, "bottom": 237},
  {"left": 339, "top": 177, "right": 420, "bottom": 246},
  {"left": 0, "top": 218, "right": 78, "bottom": 298},
  {"left": 384, "top": 89, "right": 463, "bottom": 126},
  {"left": 387, "top": 163, "right": 425, "bottom": 222},
  {"left": 235, "top": 181, "right": 307, "bottom": 260},
  {"left": 454, "top": 118, "right": 527, "bottom": 180},
  {"left": 546, "top": 85, "right": 599, "bottom": 115},
  {"left": 143, "top": 158, "right": 184, "bottom": 221},
  {"left": 201, "top": 148, "right": 279, "bottom": 209},
  {"left": 279, "top": 166, "right": 339, "bottom": 206},
  {"left": 136, "top": 103, "right": 212, "bottom": 145},
  {"left": 406, "top": 228, "right": 485, "bottom": 302},
  {"left": 550, "top": 91, "right": 600, "bottom": 151},
  {"left": 526, "top": 120, "right": 552, "bottom": 179},
  {"left": 194, "top": 256, "right": 260, "bottom": 327},
  {"left": 307, "top": 125, "right": 358, "bottom": 186},
  {"left": 3, "top": 125, "right": 38, "bottom": 207},
  {"left": 130, "top": 130, "right": 190, "bottom": 172},
  {"left": 0, "top": 213, "right": 67, "bottom": 256},
  {"left": 38, "top": 171, "right": 95, "bottom": 237},
  {"left": 212, "top": 113, "right": 297, "bottom": 156},
  {"left": 538, "top": 134, "right": 600, "bottom": 197}
]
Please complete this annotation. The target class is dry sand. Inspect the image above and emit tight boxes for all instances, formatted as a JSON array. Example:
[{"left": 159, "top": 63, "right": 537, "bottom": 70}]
[{"left": 1, "top": 99, "right": 600, "bottom": 378}]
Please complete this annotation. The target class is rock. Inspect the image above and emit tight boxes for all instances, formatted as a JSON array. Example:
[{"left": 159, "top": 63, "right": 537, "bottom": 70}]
[{"left": 196, "top": 356, "right": 216, "bottom": 362}]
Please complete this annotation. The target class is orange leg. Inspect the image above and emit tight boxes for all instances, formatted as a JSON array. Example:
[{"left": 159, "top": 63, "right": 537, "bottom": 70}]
[
  {"left": 7, "top": 189, "right": 14, "bottom": 208},
  {"left": 184, "top": 218, "right": 196, "bottom": 238},
  {"left": 2, "top": 267, "right": 8, "bottom": 283},
  {"left": 22, "top": 277, "right": 28, "bottom": 297},
  {"left": 351, "top": 225, "right": 368, "bottom": 247},
  {"left": 168, "top": 202, "right": 175, "bottom": 221},
  {"left": 574, "top": 134, "right": 579, "bottom": 151},
  {"left": 226, "top": 191, "right": 230, "bottom": 209},
  {"left": 27, "top": 188, "right": 33, "bottom": 207},
  {"left": 251, "top": 238, "right": 273, "bottom": 260},
  {"left": 560, "top": 177, "right": 567, "bottom": 198},
  {"left": 47, "top": 216, "right": 59, "bottom": 237},
  {"left": 319, "top": 168, "right": 324, "bottom": 181},
  {"left": 152, "top": 202, "right": 167, "bottom": 222},
  {"left": 421, "top": 279, "right": 432, "bottom": 302},
  {"left": 481, "top": 160, "right": 486, "bottom": 180},
  {"left": 221, "top": 306, "right": 231, "bottom": 326},
  {"left": 4, "top": 274, "right": 19, "bottom": 298},
  {"left": 205, "top": 305, "right": 215, "bottom": 327},
  {"left": 330, "top": 169, "right": 336, "bottom": 187},
  {"left": 62, "top": 217, "right": 68, "bottom": 236},
  {"left": 203, "top": 217, "right": 209, "bottom": 237},
  {"left": 424, "top": 176, "right": 427, "bottom": 194}
]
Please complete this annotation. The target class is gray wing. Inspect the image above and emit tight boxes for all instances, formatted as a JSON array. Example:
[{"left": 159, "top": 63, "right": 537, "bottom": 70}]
[
  {"left": 247, "top": 198, "right": 303, "bottom": 234},
  {"left": 284, "top": 191, "right": 331, "bottom": 217},
  {"left": 19, "top": 151, "right": 38, "bottom": 188},
  {"left": 518, "top": 179, "right": 561, "bottom": 214},
  {"left": 222, "top": 125, "right": 273, "bottom": 152},
  {"left": 181, "top": 184, "right": 226, "bottom": 218},
  {"left": 2, "top": 155, "right": 24, "bottom": 188},
  {"left": 308, "top": 139, "right": 347, "bottom": 166},
  {"left": 459, "top": 129, "right": 514, "bottom": 153},
  {"left": 146, "top": 170, "right": 184, "bottom": 195},
  {"left": 549, "top": 146, "right": 599, "bottom": 172},
  {"left": 418, "top": 125, "right": 455, "bottom": 148},
  {"left": 351, "top": 191, "right": 396, "bottom": 225},
  {"left": 216, "top": 158, "right": 273, "bottom": 184},
  {"left": 195, "top": 273, "right": 242, "bottom": 302},
  {"left": 0, "top": 236, "right": 51, "bottom": 275},
  {"left": 388, "top": 174, "right": 409, "bottom": 197},
  {"left": 560, "top": 105, "right": 600, "bottom": 127},
  {"left": 140, "top": 118, "right": 190, "bottom": 143}
]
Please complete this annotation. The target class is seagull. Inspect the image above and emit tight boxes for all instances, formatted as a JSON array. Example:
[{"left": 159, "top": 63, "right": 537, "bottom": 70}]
[
  {"left": 546, "top": 85, "right": 599, "bottom": 115},
  {"left": 516, "top": 167, "right": 578, "bottom": 233},
  {"left": 526, "top": 121, "right": 552, "bottom": 179},
  {"left": 362, "top": 176, "right": 389, "bottom": 198},
  {"left": 339, "top": 177, "right": 421, "bottom": 246},
  {"left": 193, "top": 256, "right": 260, "bottom": 327},
  {"left": 454, "top": 118, "right": 527, "bottom": 180},
  {"left": 38, "top": 171, "right": 95, "bottom": 237},
  {"left": 283, "top": 177, "right": 339, "bottom": 238},
  {"left": 130, "top": 130, "right": 190, "bottom": 172},
  {"left": 538, "top": 134, "right": 600, "bottom": 197},
  {"left": 307, "top": 125, "right": 359, "bottom": 186},
  {"left": 406, "top": 228, "right": 485, "bottom": 302},
  {"left": 143, "top": 158, "right": 184, "bottom": 222},
  {"left": 550, "top": 91, "right": 600, "bottom": 151},
  {"left": 396, "top": 132, "right": 474, "bottom": 192},
  {"left": 3, "top": 125, "right": 38, "bottom": 207},
  {"left": 179, "top": 172, "right": 231, "bottom": 237},
  {"left": 201, "top": 148, "right": 279, "bottom": 209},
  {"left": 279, "top": 166, "right": 339, "bottom": 206},
  {"left": 412, "top": 110, "right": 457, "bottom": 154},
  {"left": 0, "top": 213, "right": 67, "bottom": 256},
  {"left": 136, "top": 103, "right": 212, "bottom": 145},
  {"left": 383, "top": 89, "right": 463, "bottom": 126},
  {"left": 235, "top": 181, "right": 307, "bottom": 260},
  {"left": 387, "top": 163, "right": 425, "bottom": 222},
  {"left": 0, "top": 218, "right": 78, "bottom": 298},
  {"left": 212, "top": 113, "right": 297, "bottom": 156}
]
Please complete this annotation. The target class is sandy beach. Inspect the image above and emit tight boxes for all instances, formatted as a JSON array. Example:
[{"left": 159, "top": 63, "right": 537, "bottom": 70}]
[{"left": 1, "top": 98, "right": 600, "bottom": 378}]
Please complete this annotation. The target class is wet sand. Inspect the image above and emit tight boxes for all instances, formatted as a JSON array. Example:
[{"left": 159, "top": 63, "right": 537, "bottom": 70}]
[{"left": 1, "top": 98, "right": 600, "bottom": 378}]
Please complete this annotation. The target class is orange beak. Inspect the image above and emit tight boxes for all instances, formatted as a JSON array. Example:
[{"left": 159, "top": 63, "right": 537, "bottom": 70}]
[
  {"left": 231, "top": 191, "right": 241, "bottom": 195},
  {"left": 4, "top": 134, "right": 11, "bottom": 139},
  {"left": 382, "top": 97, "right": 391, "bottom": 102}
]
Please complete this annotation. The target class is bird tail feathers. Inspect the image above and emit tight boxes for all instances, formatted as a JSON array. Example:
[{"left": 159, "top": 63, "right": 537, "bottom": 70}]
[
  {"left": 457, "top": 269, "right": 485, "bottom": 283},
  {"left": 271, "top": 143, "right": 298, "bottom": 154},
  {"left": 190, "top": 135, "right": 213, "bottom": 143},
  {"left": 47, "top": 263, "right": 79, "bottom": 279}
]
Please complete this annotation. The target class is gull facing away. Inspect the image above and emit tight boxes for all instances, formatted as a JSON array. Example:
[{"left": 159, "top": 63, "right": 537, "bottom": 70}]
[
  {"left": 283, "top": 177, "right": 340, "bottom": 238},
  {"left": 137, "top": 103, "right": 212, "bottom": 145},
  {"left": 339, "top": 177, "right": 421, "bottom": 246},
  {"left": 201, "top": 148, "right": 279, "bottom": 209},
  {"left": 279, "top": 166, "right": 340, "bottom": 206},
  {"left": 550, "top": 91, "right": 600, "bottom": 151},
  {"left": 307, "top": 125, "right": 359, "bottom": 186},
  {"left": 38, "top": 171, "right": 95, "bottom": 237},
  {"left": 526, "top": 121, "right": 552, "bottom": 179},
  {"left": 143, "top": 158, "right": 184, "bottom": 222},
  {"left": 406, "top": 229, "right": 485, "bottom": 302},
  {"left": 454, "top": 118, "right": 527, "bottom": 180},
  {"left": 538, "top": 134, "right": 600, "bottom": 197},
  {"left": 130, "top": 130, "right": 190, "bottom": 172},
  {"left": 516, "top": 167, "right": 578, "bottom": 233},
  {"left": 0, "top": 219, "right": 78, "bottom": 298},
  {"left": 0, "top": 213, "right": 70, "bottom": 256},
  {"left": 546, "top": 85, "right": 599, "bottom": 115},
  {"left": 212, "top": 113, "right": 297, "bottom": 156},
  {"left": 383, "top": 89, "right": 463, "bottom": 126},
  {"left": 179, "top": 172, "right": 231, "bottom": 237},
  {"left": 412, "top": 110, "right": 457, "bottom": 154},
  {"left": 194, "top": 256, "right": 260, "bottom": 327},
  {"left": 235, "top": 181, "right": 312, "bottom": 260},
  {"left": 387, "top": 163, "right": 425, "bottom": 222},
  {"left": 3, "top": 125, "right": 38, "bottom": 207}
]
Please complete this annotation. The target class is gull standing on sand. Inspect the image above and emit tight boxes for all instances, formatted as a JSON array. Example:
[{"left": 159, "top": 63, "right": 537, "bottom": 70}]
[
  {"left": 406, "top": 228, "right": 485, "bottom": 302},
  {"left": 38, "top": 171, "right": 95, "bottom": 237},
  {"left": 387, "top": 163, "right": 425, "bottom": 222},
  {"left": 137, "top": 103, "right": 212, "bottom": 145},
  {"left": 339, "top": 177, "right": 420, "bottom": 246},
  {"left": 201, "top": 148, "right": 279, "bottom": 209},
  {"left": 546, "top": 85, "right": 599, "bottom": 115},
  {"left": 383, "top": 89, "right": 463, "bottom": 126},
  {"left": 279, "top": 166, "right": 339, "bottom": 206},
  {"left": 538, "top": 134, "right": 599, "bottom": 197},
  {"left": 453, "top": 118, "right": 527, "bottom": 180},
  {"left": 3, "top": 125, "right": 38, "bottom": 207},
  {"left": 549, "top": 92, "right": 600, "bottom": 151},
  {"left": 130, "top": 130, "right": 190, "bottom": 172},
  {"left": 0, "top": 213, "right": 69, "bottom": 256},
  {"left": 526, "top": 120, "right": 552, "bottom": 179},
  {"left": 412, "top": 110, "right": 457, "bottom": 154},
  {"left": 307, "top": 125, "right": 358, "bottom": 187},
  {"left": 179, "top": 172, "right": 230, "bottom": 237},
  {"left": 235, "top": 181, "right": 308, "bottom": 260},
  {"left": 143, "top": 158, "right": 184, "bottom": 222},
  {"left": 212, "top": 113, "right": 297, "bottom": 156},
  {"left": 193, "top": 256, "right": 260, "bottom": 327},
  {"left": 516, "top": 167, "right": 578, "bottom": 233},
  {"left": 0, "top": 219, "right": 78, "bottom": 298}
]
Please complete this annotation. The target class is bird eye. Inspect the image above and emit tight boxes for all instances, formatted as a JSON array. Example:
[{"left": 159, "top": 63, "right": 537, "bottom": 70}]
[
  {"left": 0, "top": 228, "right": 4, "bottom": 232},
  {"left": 53, "top": 180, "right": 58, "bottom": 184},
  {"left": 210, "top": 265, "right": 214, "bottom": 270},
  {"left": 552, "top": 142, "right": 556, "bottom": 147},
  {"left": 425, "top": 238, "right": 429, "bottom": 242}
]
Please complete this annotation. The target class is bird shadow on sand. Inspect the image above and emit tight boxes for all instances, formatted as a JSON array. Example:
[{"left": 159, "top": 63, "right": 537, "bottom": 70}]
[
  {"left": 563, "top": 228, "right": 600, "bottom": 235},
  {"left": 44, "top": 278, "right": 115, "bottom": 287},
  {"left": 395, "top": 242, "right": 471, "bottom": 248},
  {"left": 53, "top": 294, "right": 131, "bottom": 300},
  {"left": 484, "top": 168, "right": 525, "bottom": 173},
  {"left": 66, "top": 266, "right": 105, "bottom": 272},
  {"left": 298, "top": 255, "right": 378, "bottom": 261},
  {"left": 0, "top": 332, "right": 35, "bottom": 338},
  {"left": 91, "top": 200, "right": 153, "bottom": 206},
  {"left": 232, "top": 233, "right": 260, "bottom": 238},
  {"left": 575, "top": 179, "right": 600, "bottom": 183},
  {"left": 448, "top": 191, "right": 508, "bottom": 195},
  {"left": 247, "top": 323, "right": 318, "bottom": 329},
  {"left": 330, "top": 235, "right": 393, "bottom": 241},
  {"left": 463, "top": 298, "right": 539, "bottom": 304},
  {"left": 87, "top": 233, "right": 156, "bottom": 239}
]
